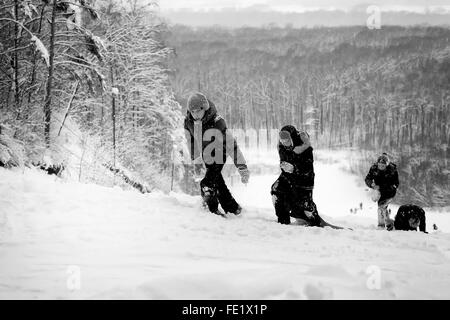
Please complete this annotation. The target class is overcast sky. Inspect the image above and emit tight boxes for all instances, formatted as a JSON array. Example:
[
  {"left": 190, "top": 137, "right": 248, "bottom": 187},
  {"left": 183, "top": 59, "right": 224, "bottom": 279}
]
[{"left": 158, "top": 0, "right": 450, "bottom": 12}]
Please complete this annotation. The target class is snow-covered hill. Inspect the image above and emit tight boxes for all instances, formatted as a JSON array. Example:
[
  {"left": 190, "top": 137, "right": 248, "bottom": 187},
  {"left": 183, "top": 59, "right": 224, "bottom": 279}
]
[{"left": 1, "top": 151, "right": 450, "bottom": 299}]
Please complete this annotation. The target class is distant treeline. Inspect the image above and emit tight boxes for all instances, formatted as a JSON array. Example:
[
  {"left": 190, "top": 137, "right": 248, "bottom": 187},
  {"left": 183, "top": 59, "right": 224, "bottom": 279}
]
[
  {"left": 162, "top": 8, "right": 450, "bottom": 28},
  {"left": 168, "top": 25, "right": 450, "bottom": 206}
]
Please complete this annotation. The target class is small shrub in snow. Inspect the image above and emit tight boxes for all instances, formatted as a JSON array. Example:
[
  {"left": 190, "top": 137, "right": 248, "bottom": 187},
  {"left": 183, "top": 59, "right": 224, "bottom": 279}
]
[{"left": 0, "top": 134, "right": 25, "bottom": 168}]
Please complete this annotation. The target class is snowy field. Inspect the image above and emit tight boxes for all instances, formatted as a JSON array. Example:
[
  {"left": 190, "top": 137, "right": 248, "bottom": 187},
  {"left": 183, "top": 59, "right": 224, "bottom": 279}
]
[{"left": 1, "top": 150, "right": 450, "bottom": 299}]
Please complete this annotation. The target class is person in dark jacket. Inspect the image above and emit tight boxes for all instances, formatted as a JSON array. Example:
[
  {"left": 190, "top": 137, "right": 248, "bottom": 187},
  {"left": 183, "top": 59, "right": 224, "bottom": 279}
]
[
  {"left": 184, "top": 92, "right": 250, "bottom": 216},
  {"left": 270, "top": 125, "right": 341, "bottom": 229},
  {"left": 365, "top": 153, "right": 399, "bottom": 228},
  {"left": 389, "top": 204, "right": 427, "bottom": 233}
]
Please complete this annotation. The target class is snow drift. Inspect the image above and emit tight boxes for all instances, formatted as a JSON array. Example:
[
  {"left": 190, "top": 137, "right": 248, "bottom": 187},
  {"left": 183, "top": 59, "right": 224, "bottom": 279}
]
[{"left": 1, "top": 150, "right": 449, "bottom": 299}]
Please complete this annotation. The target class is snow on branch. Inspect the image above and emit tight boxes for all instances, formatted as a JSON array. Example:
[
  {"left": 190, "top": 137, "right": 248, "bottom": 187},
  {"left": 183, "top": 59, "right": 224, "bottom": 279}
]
[
  {"left": 84, "top": 30, "right": 106, "bottom": 62},
  {"left": 30, "top": 35, "right": 50, "bottom": 67},
  {"left": 20, "top": 1, "right": 39, "bottom": 19}
]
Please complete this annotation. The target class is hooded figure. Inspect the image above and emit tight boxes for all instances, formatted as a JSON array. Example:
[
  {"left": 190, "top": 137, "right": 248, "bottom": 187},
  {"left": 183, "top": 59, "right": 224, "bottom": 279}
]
[
  {"left": 184, "top": 92, "right": 249, "bottom": 216},
  {"left": 277, "top": 125, "right": 315, "bottom": 190},
  {"left": 365, "top": 152, "right": 399, "bottom": 228},
  {"left": 391, "top": 204, "right": 427, "bottom": 233},
  {"left": 270, "top": 125, "right": 341, "bottom": 228}
]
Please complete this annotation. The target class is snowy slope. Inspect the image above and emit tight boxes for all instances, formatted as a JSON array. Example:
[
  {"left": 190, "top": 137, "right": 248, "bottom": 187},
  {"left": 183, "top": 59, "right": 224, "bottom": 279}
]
[{"left": 1, "top": 151, "right": 450, "bottom": 299}]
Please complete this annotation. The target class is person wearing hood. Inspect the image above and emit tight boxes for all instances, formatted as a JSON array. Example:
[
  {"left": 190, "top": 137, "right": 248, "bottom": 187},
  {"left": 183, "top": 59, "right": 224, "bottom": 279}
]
[
  {"left": 184, "top": 92, "right": 250, "bottom": 216},
  {"left": 388, "top": 204, "right": 427, "bottom": 233},
  {"left": 270, "top": 125, "right": 341, "bottom": 229},
  {"left": 365, "top": 153, "right": 400, "bottom": 229}
]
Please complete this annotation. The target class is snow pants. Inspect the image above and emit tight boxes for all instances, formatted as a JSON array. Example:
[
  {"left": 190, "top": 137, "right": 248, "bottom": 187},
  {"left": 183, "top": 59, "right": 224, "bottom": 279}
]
[
  {"left": 377, "top": 194, "right": 394, "bottom": 227},
  {"left": 200, "top": 164, "right": 240, "bottom": 214},
  {"left": 270, "top": 174, "right": 321, "bottom": 226}
]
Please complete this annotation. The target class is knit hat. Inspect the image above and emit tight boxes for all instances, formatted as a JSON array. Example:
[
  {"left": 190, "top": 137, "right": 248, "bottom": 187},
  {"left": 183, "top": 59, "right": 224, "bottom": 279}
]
[
  {"left": 279, "top": 130, "right": 291, "bottom": 140},
  {"left": 187, "top": 92, "right": 210, "bottom": 113},
  {"left": 279, "top": 125, "right": 302, "bottom": 146},
  {"left": 377, "top": 153, "right": 389, "bottom": 165}
]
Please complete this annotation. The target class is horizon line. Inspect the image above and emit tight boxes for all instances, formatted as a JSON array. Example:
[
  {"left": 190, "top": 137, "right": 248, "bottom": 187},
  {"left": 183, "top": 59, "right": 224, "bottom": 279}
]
[{"left": 158, "top": 5, "right": 450, "bottom": 15}]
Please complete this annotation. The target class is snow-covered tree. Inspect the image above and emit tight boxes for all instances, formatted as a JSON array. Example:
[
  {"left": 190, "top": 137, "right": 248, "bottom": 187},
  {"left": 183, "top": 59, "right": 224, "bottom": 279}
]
[{"left": 73, "top": 0, "right": 184, "bottom": 190}]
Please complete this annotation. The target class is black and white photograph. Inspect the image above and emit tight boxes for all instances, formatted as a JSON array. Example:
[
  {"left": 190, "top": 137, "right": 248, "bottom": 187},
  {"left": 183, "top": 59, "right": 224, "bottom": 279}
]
[{"left": 0, "top": 0, "right": 450, "bottom": 301}]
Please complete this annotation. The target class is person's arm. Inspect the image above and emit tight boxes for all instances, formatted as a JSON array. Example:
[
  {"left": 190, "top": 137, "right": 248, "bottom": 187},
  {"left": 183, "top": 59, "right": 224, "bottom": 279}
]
[
  {"left": 225, "top": 130, "right": 250, "bottom": 184},
  {"left": 213, "top": 117, "right": 247, "bottom": 170},
  {"left": 277, "top": 145, "right": 294, "bottom": 173},
  {"left": 224, "top": 131, "right": 247, "bottom": 171},
  {"left": 365, "top": 165, "right": 376, "bottom": 188},
  {"left": 293, "top": 131, "right": 312, "bottom": 155},
  {"left": 278, "top": 144, "right": 289, "bottom": 162},
  {"left": 419, "top": 209, "right": 427, "bottom": 233},
  {"left": 184, "top": 119, "right": 203, "bottom": 175},
  {"left": 184, "top": 120, "right": 196, "bottom": 161},
  {"left": 216, "top": 117, "right": 249, "bottom": 183},
  {"left": 393, "top": 166, "right": 400, "bottom": 189}
]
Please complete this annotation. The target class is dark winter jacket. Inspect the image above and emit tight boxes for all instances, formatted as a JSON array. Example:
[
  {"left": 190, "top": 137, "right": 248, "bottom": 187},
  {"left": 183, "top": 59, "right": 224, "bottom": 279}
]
[
  {"left": 394, "top": 204, "right": 427, "bottom": 233},
  {"left": 365, "top": 162, "right": 399, "bottom": 199},
  {"left": 184, "top": 100, "right": 247, "bottom": 171},
  {"left": 277, "top": 125, "right": 314, "bottom": 190}
]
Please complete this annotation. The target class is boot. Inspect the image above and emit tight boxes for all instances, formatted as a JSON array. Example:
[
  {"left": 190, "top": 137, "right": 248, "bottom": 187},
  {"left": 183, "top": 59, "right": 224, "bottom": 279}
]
[
  {"left": 232, "top": 205, "right": 243, "bottom": 216},
  {"left": 377, "top": 207, "right": 386, "bottom": 228},
  {"left": 277, "top": 215, "right": 291, "bottom": 225},
  {"left": 212, "top": 208, "right": 227, "bottom": 217}
]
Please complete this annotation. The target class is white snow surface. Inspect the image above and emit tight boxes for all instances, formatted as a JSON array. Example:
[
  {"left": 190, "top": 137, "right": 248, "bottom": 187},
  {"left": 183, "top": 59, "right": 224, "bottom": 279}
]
[{"left": 1, "top": 149, "right": 450, "bottom": 299}]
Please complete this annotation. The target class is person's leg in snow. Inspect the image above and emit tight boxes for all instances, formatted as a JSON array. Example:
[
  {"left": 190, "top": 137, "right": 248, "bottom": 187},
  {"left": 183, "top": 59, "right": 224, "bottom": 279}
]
[
  {"left": 291, "top": 189, "right": 322, "bottom": 227},
  {"left": 294, "top": 189, "right": 346, "bottom": 229},
  {"left": 200, "top": 182, "right": 220, "bottom": 214},
  {"left": 200, "top": 165, "right": 221, "bottom": 215},
  {"left": 200, "top": 164, "right": 241, "bottom": 216},
  {"left": 377, "top": 196, "right": 393, "bottom": 228},
  {"left": 271, "top": 178, "right": 345, "bottom": 229},
  {"left": 271, "top": 175, "right": 294, "bottom": 224},
  {"left": 272, "top": 192, "right": 292, "bottom": 224},
  {"left": 215, "top": 173, "right": 241, "bottom": 215}
]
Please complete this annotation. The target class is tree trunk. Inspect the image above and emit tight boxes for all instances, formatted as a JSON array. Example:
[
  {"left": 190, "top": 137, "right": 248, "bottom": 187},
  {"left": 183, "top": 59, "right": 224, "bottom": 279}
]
[
  {"left": 43, "top": 1, "right": 57, "bottom": 147},
  {"left": 329, "top": 99, "right": 334, "bottom": 148},
  {"left": 58, "top": 81, "right": 80, "bottom": 136},
  {"left": 111, "top": 66, "right": 116, "bottom": 170},
  {"left": 409, "top": 109, "right": 413, "bottom": 153},
  {"left": 13, "top": 0, "right": 20, "bottom": 113},
  {"left": 26, "top": 3, "right": 46, "bottom": 113},
  {"left": 420, "top": 104, "right": 425, "bottom": 148}
]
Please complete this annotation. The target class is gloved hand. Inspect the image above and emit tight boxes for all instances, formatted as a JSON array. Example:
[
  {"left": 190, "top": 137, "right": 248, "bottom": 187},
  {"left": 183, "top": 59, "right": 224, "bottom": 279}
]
[
  {"left": 238, "top": 167, "right": 250, "bottom": 184},
  {"left": 299, "top": 131, "right": 310, "bottom": 143},
  {"left": 293, "top": 146, "right": 303, "bottom": 154},
  {"left": 193, "top": 167, "right": 204, "bottom": 182},
  {"left": 193, "top": 156, "right": 203, "bottom": 165},
  {"left": 192, "top": 157, "right": 204, "bottom": 180},
  {"left": 280, "top": 161, "right": 294, "bottom": 173},
  {"left": 386, "top": 218, "right": 394, "bottom": 231},
  {"left": 370, "top": 188, "right": 381, "bottom": 202}
]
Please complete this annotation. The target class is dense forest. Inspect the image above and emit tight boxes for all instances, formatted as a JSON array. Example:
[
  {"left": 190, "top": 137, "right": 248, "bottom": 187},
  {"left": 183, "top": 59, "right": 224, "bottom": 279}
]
[
  {"left": 168, "top": 25, "right": 450, "bottom": 206},
  {"left": 0, "top": 0, "right": 182, "bottom": 190}
]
